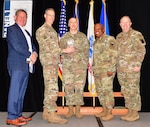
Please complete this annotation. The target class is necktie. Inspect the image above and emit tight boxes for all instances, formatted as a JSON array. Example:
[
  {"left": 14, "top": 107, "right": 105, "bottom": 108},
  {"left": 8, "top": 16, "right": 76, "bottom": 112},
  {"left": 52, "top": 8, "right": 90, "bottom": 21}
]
[{"left": 24, "top": 29, "right": 33, "bottom": 73}]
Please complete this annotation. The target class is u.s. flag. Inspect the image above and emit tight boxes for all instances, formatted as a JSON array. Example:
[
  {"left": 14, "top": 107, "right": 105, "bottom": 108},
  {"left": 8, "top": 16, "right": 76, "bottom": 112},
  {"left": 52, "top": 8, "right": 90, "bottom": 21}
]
[
  {"left": 58, "top": 0, "right": 67, "bottom": 81},
  {"left": 59, "top": 0, "right": 67, "bottom": 38}
]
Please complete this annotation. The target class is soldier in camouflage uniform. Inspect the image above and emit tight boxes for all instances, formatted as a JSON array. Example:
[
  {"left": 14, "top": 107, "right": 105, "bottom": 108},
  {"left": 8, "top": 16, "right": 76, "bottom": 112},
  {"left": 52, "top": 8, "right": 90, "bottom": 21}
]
[
  {"left": 59, "top": 18, "right": 89, "bottom": 119},
  {"left": 116, "top": 16, "right": 146, "bottom": 122},
  {"left": 93, "top": 23, "right": 117, "bottom": 121},
  {"left": 36, "top": 8, "right": 74, "bottom": 124}
]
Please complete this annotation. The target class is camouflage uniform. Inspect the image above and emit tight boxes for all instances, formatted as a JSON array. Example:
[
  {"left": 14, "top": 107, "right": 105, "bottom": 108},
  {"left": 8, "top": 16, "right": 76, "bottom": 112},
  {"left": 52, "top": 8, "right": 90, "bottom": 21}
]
[
  {"left": 116, "top": 28, "right": 146, "bottom": 111},
  {"left": 60, "top": 32, "right": 89, "bottom": 106},
  {"left": 93, "top": 34, "right": 117, "bottom": 109},
  {"left": 36, "top": 23, "right": 62, "bottom": 112}
]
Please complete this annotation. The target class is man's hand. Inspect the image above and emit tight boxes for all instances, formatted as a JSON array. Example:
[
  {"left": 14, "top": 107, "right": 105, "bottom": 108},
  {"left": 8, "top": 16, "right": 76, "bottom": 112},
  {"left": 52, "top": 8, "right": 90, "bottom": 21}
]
[
  {"left": 30, "top": 52, "right": 38, "bottom": 64},
  {"left": 133, "top": 67, "right": 140, "bottom": 72},
  {"left": 63, "top": 46, "right": 75, "bottom": 53},
  {"left": 107, "top": 71, "right": 113, "bottom": 76}
]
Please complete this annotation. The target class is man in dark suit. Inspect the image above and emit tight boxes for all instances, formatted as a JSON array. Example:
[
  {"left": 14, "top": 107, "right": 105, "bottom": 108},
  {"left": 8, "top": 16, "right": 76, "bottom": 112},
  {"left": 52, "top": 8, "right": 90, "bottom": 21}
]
[{"left": 6, "top": 9, "right": 38, "bottom": 126}]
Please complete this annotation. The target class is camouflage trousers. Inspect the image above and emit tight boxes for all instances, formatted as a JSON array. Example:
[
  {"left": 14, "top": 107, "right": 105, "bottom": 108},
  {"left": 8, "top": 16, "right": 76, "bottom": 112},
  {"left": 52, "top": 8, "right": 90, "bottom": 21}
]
[
  {"left": 94, "top": 69, "right": 115, "bottom": 109},
  {"left": 43, "top": 65, "right": 58, "bottom": 112},
  {"left": 117, "top": 71, "right": 141, "bottom": 111},
  {"left": 62, "top": 67, "right": 87, "bottom": 106}
]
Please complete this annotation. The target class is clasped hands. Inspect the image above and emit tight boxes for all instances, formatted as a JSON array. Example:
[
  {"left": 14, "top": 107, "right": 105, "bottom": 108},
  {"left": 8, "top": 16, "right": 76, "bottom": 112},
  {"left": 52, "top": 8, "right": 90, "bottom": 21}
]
[
  {"left": 63, "top": 46, "right": 75, "bottom": 53},
  {"left": 133, "top": 67, "right": 140, "bottom": 72},
  {"left": 107, "top": 71, "right": 113, "bottom": 76},
  {"left": 107, "top": 66, "right": 140, "bottom": 76}
]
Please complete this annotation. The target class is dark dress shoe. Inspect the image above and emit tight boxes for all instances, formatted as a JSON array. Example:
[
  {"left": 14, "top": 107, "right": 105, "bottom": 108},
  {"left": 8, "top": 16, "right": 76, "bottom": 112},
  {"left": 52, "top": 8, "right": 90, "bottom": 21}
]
[
  {"left": 6, "top": 118, "right": 27, "bottom": 126},
  {"left": 18, "top": 116, "right": 32, "bottom": 122}
]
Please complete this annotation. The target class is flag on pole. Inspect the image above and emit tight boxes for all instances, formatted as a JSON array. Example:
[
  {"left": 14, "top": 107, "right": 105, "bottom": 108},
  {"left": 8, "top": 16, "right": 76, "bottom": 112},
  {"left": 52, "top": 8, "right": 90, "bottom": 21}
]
[
  {"left": 58, "top": 0, "right": 67, "bottom": 80},
  {"left": 59, "top": 0, "right": 67, "bottom": 38},
  {"left": 74, "top": 0, "right": 80, "bottom": 30},
  {"left": 87, "top": 0, "right": 96, "bottom": 96},
  {"left": 100, "top": 0, "right": 109, "bottom": 35}
]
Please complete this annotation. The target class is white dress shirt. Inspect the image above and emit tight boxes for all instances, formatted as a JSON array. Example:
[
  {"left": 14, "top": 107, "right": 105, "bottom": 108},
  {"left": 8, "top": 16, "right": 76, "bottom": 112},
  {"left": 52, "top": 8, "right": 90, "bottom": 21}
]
[{"left": 20, "top": 25, "right": 33, "bottom": 73}]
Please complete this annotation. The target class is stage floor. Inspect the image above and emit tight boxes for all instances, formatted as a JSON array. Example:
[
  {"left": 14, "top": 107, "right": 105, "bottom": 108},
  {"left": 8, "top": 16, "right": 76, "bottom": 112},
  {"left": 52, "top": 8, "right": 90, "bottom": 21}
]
[{"left": 0, "top": 112, "right": 150, "bottom": 127}]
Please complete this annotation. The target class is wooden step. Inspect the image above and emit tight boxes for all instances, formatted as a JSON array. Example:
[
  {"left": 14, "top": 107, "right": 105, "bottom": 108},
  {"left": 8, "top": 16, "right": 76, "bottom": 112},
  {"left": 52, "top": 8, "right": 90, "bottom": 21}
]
[
  {"left": 58, "top": 92, "right": 123, "bottom": 97},
  {"left": 57, "top": 106, "right": 128, "bottom": 115},
  {"left": 57, "top": 92, "right": 125, "bottom": 115}
]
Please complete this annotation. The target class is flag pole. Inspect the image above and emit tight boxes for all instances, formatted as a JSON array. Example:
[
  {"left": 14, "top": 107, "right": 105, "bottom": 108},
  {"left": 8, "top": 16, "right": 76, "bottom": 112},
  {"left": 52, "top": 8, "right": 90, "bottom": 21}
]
[
  {"left": 62, "top": 0, "right": 65, "bottom": 109},
  {"left": 88, "top": 0, "right": 95, "bottom": 108},
  {"left": 75, "top": 0, "right": 79, "bottom": 3},
  {"left": 92, "top": 0, "right": 96, "bottom": 108},
  {"left": 102, "top": 0, "right": 106, "bottom": 33},
  {"left": 63, "top": 0, "right": 66, "bottom": 5},
  {"left": 59, "top": 0, "right": 67, "bottom": 108},
  {"left": 101, "top": 0, "right": 110, "bottom": 35},
  {"left": 74, "top": 0, "right": 80, "bottom": 30}
]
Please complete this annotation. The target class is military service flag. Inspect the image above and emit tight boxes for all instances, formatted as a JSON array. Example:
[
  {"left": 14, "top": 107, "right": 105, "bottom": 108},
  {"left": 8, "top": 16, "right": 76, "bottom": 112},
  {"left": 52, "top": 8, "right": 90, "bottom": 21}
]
[
  {"left": 87, "top": 0, "right": 96, "bottom": 96},
  {"left": 74, "top": 0, "right": 80, "bottom": 30},
  {"left": 100, "top": 0, "right": 109, "bottom": 35}
]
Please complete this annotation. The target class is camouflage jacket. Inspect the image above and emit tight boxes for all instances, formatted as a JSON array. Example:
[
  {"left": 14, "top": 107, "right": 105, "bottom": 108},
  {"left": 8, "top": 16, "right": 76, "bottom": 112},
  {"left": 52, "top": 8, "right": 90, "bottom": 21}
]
[
  {"left": 60, "top": 31, "right": 89, "bottom": 69},
  {"left": 116, "top": 28, "right": 146, "bottom": 72},
  {"left": 93, "top": 34, "right": 117, "bottom": 72},
  {"left": 36, "top": 23, "right": 61, "bottom": 66}
]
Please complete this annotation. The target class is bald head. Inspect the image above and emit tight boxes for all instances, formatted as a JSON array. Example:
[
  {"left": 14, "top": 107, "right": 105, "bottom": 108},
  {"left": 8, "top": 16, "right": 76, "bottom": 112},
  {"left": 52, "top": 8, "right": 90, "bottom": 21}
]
[
  {"left": 120, "top": 16, "right": 131, "bottom": 23},
  {"left": 120, "top": 16, "right": 132, "bottom": 33}
]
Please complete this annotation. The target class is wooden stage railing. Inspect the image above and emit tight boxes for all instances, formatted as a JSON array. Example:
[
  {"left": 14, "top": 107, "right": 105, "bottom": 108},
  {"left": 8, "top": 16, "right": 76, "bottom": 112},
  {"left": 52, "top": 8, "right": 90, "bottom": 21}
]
[
  {"left": 57, "top": 92, "right": 128, "bottom": 115},
  {"left": 58, "top": 92, "right": 123, "bottom": 97}
]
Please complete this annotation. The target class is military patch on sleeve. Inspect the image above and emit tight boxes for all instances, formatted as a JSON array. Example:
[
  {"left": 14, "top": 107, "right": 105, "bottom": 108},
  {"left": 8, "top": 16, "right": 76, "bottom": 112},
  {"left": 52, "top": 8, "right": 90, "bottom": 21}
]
[
  {"left": 136, "top": 32, "right": 146, "bottom": 44},
  {"left": 141, "top": 39, "right": 145, "bottom": 43},
  {"left": 110, "top": 42, "right": 116, "bottom": 50}
]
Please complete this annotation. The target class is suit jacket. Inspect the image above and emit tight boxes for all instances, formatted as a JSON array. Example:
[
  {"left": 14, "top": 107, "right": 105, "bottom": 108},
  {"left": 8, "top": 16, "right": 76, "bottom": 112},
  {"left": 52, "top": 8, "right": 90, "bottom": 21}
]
[{"left": 6, "top": 23, "right": 37, "bottom": 71}]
